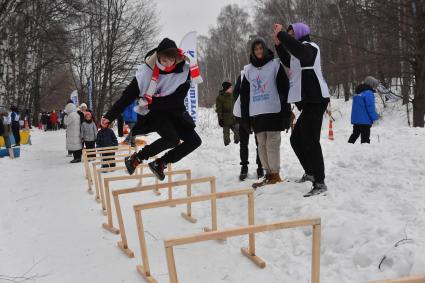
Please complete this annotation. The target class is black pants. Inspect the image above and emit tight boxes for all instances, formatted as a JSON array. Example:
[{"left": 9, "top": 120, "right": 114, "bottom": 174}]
[
  {"left": 138, "top": 115, "right": 202, "bottom": 164},
  {"left": 348, "top": 124, "right": 371, "bottom": 144},
  {"left": 84, "top": 141, "right": 96, "bottom": 158},
  {"left": 73, "top": 149, "right": 82, "bottom": 160},
  {"left": 239, "top": 124, "right": 262, "bottom": 168},
  {"left": 290, "top": 102, "right": 328, "bottom": 183},
  {"left": 12, "top": 122, "right": 20, "bottom": 146},
  {"left": 117, "top": 115, "right": 124, "bottom": 137}
]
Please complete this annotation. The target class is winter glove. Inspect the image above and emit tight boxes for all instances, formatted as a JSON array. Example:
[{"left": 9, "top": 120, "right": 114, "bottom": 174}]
[{"left": 218, "top": 119, "right": 224, "bottom": 127}]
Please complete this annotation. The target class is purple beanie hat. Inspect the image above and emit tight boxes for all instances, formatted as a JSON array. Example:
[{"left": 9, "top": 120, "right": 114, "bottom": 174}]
[{"left": 289, "top": 23, "right": 310, "bottom": 40}]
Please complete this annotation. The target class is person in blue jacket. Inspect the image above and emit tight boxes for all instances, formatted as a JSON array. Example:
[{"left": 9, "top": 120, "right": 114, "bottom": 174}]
[
  {"left": 122, "top": 100, "right": 137, "bottom": 145},
  {"left": 348, "top": 78, "right": 379, "bottom": 144}
]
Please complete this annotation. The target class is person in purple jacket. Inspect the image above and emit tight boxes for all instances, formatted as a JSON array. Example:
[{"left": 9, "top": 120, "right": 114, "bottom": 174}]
[{"left": 348, "top": 77, "right": 379, "bottom": 144}]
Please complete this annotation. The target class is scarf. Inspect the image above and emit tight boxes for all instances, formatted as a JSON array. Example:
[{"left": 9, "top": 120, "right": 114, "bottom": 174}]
[{"left": 135, "top": 49, "right": 203, "bottom": 115}]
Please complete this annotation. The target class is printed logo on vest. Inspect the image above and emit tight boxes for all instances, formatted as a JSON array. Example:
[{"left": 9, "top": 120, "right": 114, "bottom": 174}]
[{"left": 252, "top": 75, "right": 269, "bottom": 102}]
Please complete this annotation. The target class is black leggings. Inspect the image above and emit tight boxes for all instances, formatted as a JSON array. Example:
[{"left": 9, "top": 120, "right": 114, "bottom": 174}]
[
  {"left": 290, "top": 102, "right": 328, "bottom": 183},
  {"left": 239, "top": 123, "right": 262, "bottom": 168},
  {"left": 138, "top": 115, "right": 202, "bottom": 164}
]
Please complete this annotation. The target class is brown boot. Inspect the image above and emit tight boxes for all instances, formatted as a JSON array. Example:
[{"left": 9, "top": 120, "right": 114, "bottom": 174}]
[
  {"left": 268, "top": 173, "right": 282, "bottom": 184},
  {"left": 252, "top": 174, "right": 271, "bottom": 189}
]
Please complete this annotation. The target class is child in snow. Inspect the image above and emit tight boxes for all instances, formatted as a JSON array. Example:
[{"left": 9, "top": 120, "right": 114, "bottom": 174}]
[
  {"left": 239, "top": 37, "right": 292, "bottom": 189},
  {"left": 80, "top": 112, "right": 98, "bottom": 158},
  {"left": 96, "top": 120, "right": 118, "bottom": 168},
  {"left": 348, "top": 76, "right": 379, "bottom": 144},
  {"left": 100, "top": 37, "right": 203, "bottom": 180},
  {"left": 216, "top": 81, "right": 239, "bottom": 146}
]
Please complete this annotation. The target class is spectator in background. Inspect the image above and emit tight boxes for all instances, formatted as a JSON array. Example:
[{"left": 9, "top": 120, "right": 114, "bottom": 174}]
[
  {"left": 96, "top": 120, "right": 118, "bottom": 168},
  {"left": 348, "top": 76, "right": 379, "bottom": 144},
  {"left": 10, "top": 106, "right": 20, "bottom": 146},
  {"left": 64, "top": 101, "right": 82, "bottom": 163}
]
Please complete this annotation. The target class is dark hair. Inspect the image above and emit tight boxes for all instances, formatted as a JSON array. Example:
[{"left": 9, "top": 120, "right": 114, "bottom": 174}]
[{"left": 157, "top": 48, "right": 179, "bottom": 61}]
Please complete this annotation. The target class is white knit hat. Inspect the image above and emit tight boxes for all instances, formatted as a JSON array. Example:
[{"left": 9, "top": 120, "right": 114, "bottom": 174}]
[{"left": 79, "top": 103, "right": 88, "bottom": 109}]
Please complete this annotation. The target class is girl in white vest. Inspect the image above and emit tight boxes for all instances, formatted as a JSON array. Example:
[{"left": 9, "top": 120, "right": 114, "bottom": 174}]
[
  {"left": 239, "top": 37, "right": 291, "bottom": 189},
  {"left": 273, "top": 22, "right": 330, "bottom": 197}
]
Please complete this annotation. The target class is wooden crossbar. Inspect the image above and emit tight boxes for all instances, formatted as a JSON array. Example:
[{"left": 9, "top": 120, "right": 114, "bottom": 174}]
[
  {"left": 367, "top": 275, "right": 425, "bottom": 283},
  {"left": 134, "top": 188, "right": 254, "bottom": 283},
  {"left": 163, "top": 217, "right": 321, "bottom": 283}
]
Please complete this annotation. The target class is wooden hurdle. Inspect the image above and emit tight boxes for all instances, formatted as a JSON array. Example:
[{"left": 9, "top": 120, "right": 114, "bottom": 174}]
[
  {"left": 94, "top": 156, "right": 164, "bottom": 204},
  {"left": 163, "top": 217, "right": 321, "bottom": 283},
  {"left": 83, "top": 145, "right": 133, "bottom": 183},
  {"left": 367, "top": 275, "right": 425, "bottom": 283},
  {"left": 101, "top": 166, "right": 182, "bottom": 236},
  {"left": 132, "top": 189, "right": 254, "bottom": 282},
  {"left": 91, "top": 159, "right": 127, "bottom": 199},
  {"left": 85, "top": 153, "right": 132, "bottom": 191},
  {"left": 112, "top": 174, "right": 215, "bottom": 258}
]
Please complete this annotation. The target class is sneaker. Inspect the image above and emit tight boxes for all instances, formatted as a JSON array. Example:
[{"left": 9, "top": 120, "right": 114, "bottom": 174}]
[
  {"left": 295, "top": 173, "right": 315, "bottom": 183},
  {"left": 239, "top": 165, "right": 248, "bottom": 181},
  {"left": 256, "top": 167, "right": 264, "bottom": 179},
  {"left": 148, "top": 159, "right": 166, "bottom": 181},
  {"left": 303, "top": 183, "right": 327, "bottom": 197},
  {"left": 125, "top": 152, "right": 143, "bottom": 175}
]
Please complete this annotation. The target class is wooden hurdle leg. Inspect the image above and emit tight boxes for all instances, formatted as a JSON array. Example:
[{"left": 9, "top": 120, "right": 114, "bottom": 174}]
[
  {"left": 101, "top": 181, "right": 119, "bottom": 234},
  {"left": 312, "top": 223, "right": 321, "bottom": 283},
  {"left": 114, "top": 194, "right": 134, "bottom": 257},
  {"left": 203, "top": 179, "right": 226, "bottom": 241},
  {"left": 167, "top": 164, "right": 174, "bottom": 206},
  {"left": 152, "top": 166, "right": 161, "bottom": 196},
  {"left": 135, "top": 210, "right": 157, "bottom": 283},
  {"left": 98, "top": 170, "right": 108, "bottom": 215},
  {"left": 241, "top": 192, "right": 266, "bottom": 268},
  {"left": 165, "top": 246, "right": 179, "bottom": 283},
  {"left": 86, "top": 157, "right": 94, "bottom": 193},
  {"left": 181, "top": 172, "right": 197, "bottom": 223},
  {"left": 93, "top": 163, "right": 101, "bottom": 202}
]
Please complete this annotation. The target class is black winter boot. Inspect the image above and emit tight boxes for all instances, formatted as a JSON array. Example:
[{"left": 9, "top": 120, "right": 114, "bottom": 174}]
[
  {"left": 256, "top": 167, "right": 264, "bottom": 179},
  {"left": 125, "top": 151, "right": 143, "bottom": 175},
  {"left": 239, "top": 165, "right": 248, "bottom": 181},
  {"left": 148, "top": 159, "right": 166, "bottom": 181}
]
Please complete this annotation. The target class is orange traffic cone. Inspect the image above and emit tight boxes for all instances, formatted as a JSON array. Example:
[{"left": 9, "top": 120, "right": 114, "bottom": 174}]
[{"left": 328, "top": 112, "right": 334, "bottom": 141}]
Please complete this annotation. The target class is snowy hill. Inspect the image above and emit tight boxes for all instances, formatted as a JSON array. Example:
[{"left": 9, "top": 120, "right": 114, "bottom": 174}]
[{"left": 1, "top": 98, "right": 424, "bottom": 283}]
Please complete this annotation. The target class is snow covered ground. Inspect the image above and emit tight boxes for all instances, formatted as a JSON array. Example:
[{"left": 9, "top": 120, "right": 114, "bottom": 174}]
[{"left": 1, "top": 99, "right": 425, "bottom": 283}]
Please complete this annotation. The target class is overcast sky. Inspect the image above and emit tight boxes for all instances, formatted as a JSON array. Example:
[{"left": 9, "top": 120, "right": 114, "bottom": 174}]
[{"left": 155, "top": 0, "right": 252, "bottom": 44}]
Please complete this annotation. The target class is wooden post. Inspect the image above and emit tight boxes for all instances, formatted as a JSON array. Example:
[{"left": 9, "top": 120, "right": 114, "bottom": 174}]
[
  {"left": 248, "top": 192, "right": 255, "bottom": 254},
  {"left": 114, "top": 194, "right": 133, "bottom": 257},
  {"left": 312, "top": 223, "right": 321, "bottom": 283},
  {"left": 134, "top": 210, "right": 155, "bottom": 282},
  {"left": 165, "top": 246, "right": 178, "bottom": 283},
  {"left": 180, "top": 171, "right": 196, "bottom": 223},
  {"left": 168, "top": 164, "right": 173, "bottom": 204},
  {"left": 101, "top": 179, "right": 119, "bottom": 234}
]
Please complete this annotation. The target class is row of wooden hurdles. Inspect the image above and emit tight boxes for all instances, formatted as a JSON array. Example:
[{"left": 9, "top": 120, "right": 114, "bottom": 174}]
[
  {"left": 82, "top": 144, "right": 322, "bottom": 282},
  {"left": 83, "top": 146, "right": 321, "bottom": 283},
  {"left": 82, "top": 144, "right": 425, "bottom": 283}
]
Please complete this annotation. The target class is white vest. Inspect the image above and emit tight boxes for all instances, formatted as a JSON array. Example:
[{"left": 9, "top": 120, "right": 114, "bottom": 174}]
[
  {"left": 233, "top": 70, "right": 244, "bottom": 118},
  {"left": 244, "top": 59, "right": 281, "bottom": 117},
  {"left": 288, "top": 42, "right": 330, "bottom": 103},
  {"left": 135, "top": 63, "right": 190, "bottom": 98}
]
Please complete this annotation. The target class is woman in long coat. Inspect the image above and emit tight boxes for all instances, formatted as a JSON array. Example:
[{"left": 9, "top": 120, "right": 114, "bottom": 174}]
[{"left": 64, "top": 102, "right": 82, "bottom": 163}]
